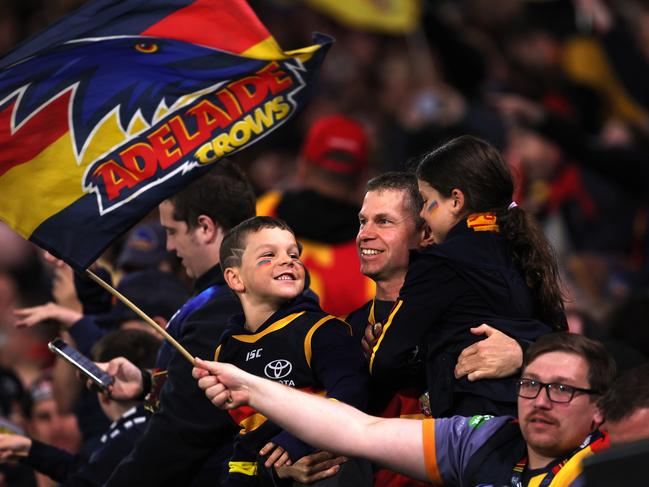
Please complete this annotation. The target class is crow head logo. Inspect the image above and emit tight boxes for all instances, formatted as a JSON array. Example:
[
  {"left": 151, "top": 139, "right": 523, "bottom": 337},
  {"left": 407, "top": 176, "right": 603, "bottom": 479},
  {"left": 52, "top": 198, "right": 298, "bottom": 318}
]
[{"left": 0, "top": 36, "right": 265, "bottom": 162}]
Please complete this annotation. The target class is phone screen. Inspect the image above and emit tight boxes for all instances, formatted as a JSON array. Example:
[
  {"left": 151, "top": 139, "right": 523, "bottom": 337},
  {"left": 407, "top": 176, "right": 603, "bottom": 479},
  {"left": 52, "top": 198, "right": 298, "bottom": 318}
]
[{"left": 48, "top": 338, "right": 114, "bottom": 390}]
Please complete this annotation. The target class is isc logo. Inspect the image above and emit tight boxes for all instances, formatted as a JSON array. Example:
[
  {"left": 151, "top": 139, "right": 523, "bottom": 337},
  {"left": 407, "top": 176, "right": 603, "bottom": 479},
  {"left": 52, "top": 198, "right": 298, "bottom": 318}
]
[{"left": 246, "top": 348, "right": 262, "bottom": 362}]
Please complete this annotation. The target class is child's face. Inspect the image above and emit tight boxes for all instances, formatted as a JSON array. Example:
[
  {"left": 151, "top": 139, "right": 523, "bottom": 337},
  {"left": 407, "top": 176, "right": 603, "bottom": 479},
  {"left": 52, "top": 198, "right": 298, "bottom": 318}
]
[
  {"left": 239, "top": 227, "right": 305, "bottom": 302},
  {"left": 417, "top": 179, "right": 460, "bottom": 244}
]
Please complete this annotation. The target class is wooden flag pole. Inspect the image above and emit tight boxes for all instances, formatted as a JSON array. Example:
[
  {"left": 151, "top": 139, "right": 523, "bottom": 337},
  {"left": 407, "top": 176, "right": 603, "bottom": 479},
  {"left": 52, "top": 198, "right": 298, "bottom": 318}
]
[{"left": 85, "top": 269, "right": 195, "bottom": 365}]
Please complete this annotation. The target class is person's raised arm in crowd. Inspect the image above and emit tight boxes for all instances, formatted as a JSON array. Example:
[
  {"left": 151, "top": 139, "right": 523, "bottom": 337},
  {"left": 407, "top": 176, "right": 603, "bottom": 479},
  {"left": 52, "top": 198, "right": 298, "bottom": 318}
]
[
  {"left": 195, "top": 332, "right": 615, "bottom": 487},
  {"left": 193, "top": 359, "right": 427, "bottom": 481}
]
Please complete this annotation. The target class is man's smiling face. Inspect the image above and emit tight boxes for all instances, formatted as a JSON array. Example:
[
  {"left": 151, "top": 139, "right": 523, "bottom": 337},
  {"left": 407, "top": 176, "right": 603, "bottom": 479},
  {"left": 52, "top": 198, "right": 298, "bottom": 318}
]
[{"left": 357, "top": 189, "right": 420, "bottom": 284}]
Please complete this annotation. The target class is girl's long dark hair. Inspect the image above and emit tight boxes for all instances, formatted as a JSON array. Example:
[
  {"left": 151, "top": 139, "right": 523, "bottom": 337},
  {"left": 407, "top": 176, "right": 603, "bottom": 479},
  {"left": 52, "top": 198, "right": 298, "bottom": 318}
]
[{"left": 416, "top": 135, "right": 565, "bottom": 330}]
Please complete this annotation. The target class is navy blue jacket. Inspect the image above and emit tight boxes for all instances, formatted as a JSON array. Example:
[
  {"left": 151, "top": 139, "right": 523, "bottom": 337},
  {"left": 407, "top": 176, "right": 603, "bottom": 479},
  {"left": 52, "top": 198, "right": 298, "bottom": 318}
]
[
  {"left": 105, "top": 265, "right": 240, "bottom": 486},
  {"left": 26, "top": 405, "right": 149, "bottom": 486},
  {"left": 370, "top": 218, "right": 563, "bottom": 417}
]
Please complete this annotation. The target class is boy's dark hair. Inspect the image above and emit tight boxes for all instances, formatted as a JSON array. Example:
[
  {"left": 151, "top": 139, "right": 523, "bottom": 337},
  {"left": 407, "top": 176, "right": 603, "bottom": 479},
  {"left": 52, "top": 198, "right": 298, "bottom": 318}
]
[
  {"left": 600, "top": 363, "right": 649, "bottom": 423},
  {"left": 523, "top": 333, "right": 616, "bottom": 399},
  {"left": 220, "top": 216, "right": 295, "bottom": 271},
  {"left": 416, "top": 135, "right": 565, "bottom": 330},
  {"left": 91, "top": 329, "right": 160, "bottom": 370},
  {"left": 168, "top": 159, "right": 256, "bottom": 231},
  {"left": 366, "top": 172, "right": 425, "bottom": 229}
]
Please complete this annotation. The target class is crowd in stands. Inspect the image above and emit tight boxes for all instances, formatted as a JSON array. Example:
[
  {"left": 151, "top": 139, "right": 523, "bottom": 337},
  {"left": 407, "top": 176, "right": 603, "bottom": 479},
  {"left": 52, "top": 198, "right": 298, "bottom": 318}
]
[{"left": 0, "top": 0, "right": 648, "bottom": 485}]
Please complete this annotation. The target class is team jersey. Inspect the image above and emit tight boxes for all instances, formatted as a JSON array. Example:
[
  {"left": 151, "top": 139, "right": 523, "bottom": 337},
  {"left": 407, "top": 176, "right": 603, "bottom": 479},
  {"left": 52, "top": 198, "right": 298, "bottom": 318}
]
[
  {"left": 215, "top": 294, "right": 369, "bottom": 486},
  {"left": 422, "top": 415, "right": 608, "bottom": 486}
]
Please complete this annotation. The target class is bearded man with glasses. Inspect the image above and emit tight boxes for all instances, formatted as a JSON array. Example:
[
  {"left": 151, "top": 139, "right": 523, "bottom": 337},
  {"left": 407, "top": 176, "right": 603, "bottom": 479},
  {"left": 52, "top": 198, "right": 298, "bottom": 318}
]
[{"left": 194, "top": 332, "right": 617, "bottom": 487}]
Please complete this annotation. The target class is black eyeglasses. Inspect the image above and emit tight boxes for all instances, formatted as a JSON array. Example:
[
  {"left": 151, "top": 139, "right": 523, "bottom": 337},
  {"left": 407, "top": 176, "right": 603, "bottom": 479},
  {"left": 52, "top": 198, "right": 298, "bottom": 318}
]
[{"left": 516, "top": 378, "right": 599, "bottom": 403}]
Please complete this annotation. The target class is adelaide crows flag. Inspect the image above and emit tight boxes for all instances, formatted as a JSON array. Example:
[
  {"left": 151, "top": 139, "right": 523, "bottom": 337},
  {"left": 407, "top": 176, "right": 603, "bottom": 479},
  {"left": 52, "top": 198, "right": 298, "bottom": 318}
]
[{"left": 0, "top": 0, "right": 331, "bottom": 271}]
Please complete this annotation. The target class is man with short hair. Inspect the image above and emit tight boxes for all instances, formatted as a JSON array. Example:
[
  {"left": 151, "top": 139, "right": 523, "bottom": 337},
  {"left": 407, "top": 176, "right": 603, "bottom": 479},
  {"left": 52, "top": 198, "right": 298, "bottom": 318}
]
[
  {"left": 349, "top": 172, "right": 428, "bottom": 335},
  {"left": 347, "top": 172, "right": 430, "bottom": 486},
  {"left": 350, "top": 172, "right": 524, "bottom": 381},
  {"left": 600, "top": 362, "right": 649, "bottom": 445},
  {"left": 195, "top": 332, "right": 616, "bottom": 486},
  {"left": 580, "top": 362, "right": 649, "bottom": 486},
  {"left": 104, "top": 160, "right": 256, "bottom": 486}
]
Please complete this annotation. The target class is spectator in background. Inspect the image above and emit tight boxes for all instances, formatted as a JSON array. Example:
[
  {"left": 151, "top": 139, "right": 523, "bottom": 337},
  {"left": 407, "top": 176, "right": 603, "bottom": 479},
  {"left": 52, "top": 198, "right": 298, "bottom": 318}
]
[
  {"left": 0, "top": 329, "right": 160, "bottom": 487},
  {"left": 0, "top": 367, "right": 26, "bottom": 432},
  {"left": 256, "top": 114, "right": 374, "bottom": 316},
  {"left": 18, "top": 375, "right": 81, "bottom": 487},
  {"left": 605, "top": 291, "right": 649, "bottom": 360},
  {"left": 93, "top": 269, "right": 189, "bottom": 345},
  {"left": 0, "top": 366, "right": 36, "bottom": 486},
  {"left": 115, "top": 222, "right": 176, "bottom": 274},
  {"left": 11, "top": 268, "right": 189, "bottom": 455},
  {"left": 600, "top": 362, "right": 649, "bottom": 446},
  {"left": 72, "top": 221, "right": 180, "bottom": 318},
  {"left": 13, "top": 269, "right": 188, "bottom": 353},
  {"left": 581, "top": 362, "right": 649, "bottom": 486}
]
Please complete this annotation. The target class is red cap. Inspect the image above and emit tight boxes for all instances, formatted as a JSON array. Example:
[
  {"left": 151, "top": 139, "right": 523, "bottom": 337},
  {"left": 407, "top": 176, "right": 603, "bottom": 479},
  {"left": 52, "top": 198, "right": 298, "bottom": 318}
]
[{"left": 301, "top": 115, "right": 369, "bottom": 175}]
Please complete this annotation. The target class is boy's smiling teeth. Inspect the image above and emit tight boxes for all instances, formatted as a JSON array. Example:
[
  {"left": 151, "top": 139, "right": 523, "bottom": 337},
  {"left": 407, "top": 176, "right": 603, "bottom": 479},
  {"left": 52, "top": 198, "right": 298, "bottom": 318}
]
[
  {"left": 275, "top": 273, "right": 294, "bottom": 280},
  {"left": 361, "top": 248, "right": 383, "bottom": 255}
]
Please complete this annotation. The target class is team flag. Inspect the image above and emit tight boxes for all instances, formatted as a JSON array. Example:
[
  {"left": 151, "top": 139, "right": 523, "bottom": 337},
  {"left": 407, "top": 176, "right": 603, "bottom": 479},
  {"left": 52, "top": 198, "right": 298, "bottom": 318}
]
[{"left": 0, "top": 0, "right": 331, "bottom": 271}]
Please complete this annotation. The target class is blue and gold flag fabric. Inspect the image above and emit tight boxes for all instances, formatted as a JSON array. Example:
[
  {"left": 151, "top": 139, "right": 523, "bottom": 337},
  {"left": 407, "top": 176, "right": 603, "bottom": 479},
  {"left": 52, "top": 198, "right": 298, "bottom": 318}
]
[{"left": 0, "top": 0, "right": 330, "bottom": 271}]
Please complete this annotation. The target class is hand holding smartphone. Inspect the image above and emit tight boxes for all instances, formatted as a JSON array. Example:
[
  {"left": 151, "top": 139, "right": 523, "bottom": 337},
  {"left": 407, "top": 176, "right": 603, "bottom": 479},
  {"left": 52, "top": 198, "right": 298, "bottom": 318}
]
[{"left": 48, "top": 338, "right": 114, "bottom": 391}]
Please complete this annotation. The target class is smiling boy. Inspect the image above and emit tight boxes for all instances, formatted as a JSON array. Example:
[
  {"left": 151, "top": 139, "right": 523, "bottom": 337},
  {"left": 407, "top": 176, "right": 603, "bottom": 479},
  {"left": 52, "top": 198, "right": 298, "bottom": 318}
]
[{"left": 215, "top": 216, "right": 369, "bottom": 486}]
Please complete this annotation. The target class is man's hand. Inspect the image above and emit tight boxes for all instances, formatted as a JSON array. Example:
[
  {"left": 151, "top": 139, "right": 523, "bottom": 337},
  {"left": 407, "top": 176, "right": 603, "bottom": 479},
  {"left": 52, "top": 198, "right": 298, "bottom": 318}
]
[
  {"left": 260, "top": 442, "right": 291, "bottom": 468},
  {"left": 275, "top": 451, "right": 347, "bottom": 483},
  {"left": 96, "top": 357, "right": 144, "bottom": 401},
  {"left": 0, "top": 434, "right": 31, "bottom": 461},
  {"left": 13, "top": 302, "right": 82, "bottom": 329},
  {"left": 193, "top": 358, "right": 251, "bottom": 408},
  {"left": 361, "top": 322, "right": 382, "bottom": 361},
  {"left": 454, "top": 324, "right": 523, "bottom": 381}
]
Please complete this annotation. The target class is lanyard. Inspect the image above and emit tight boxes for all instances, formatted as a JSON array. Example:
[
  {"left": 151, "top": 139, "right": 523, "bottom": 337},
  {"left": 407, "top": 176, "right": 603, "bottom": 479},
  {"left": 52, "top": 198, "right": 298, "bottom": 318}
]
[
  {"left": 368, "top": 299, "right": 376, "bottom": 326},
  {"left": 510, "top": 430, "right": 602, "bottom": 487}
]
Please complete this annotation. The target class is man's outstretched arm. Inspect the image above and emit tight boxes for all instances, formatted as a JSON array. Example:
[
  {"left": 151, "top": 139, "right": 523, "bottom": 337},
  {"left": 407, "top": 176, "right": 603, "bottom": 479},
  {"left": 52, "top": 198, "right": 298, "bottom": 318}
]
[{"left": 193, "top": 358, "right": 427, "bottom": 482}]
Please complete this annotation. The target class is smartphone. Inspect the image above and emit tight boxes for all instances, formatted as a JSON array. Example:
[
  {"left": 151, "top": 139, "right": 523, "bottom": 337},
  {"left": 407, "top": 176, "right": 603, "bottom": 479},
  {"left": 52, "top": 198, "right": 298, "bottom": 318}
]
[{"left": 48, "top": 338, "right": 114, "bottom": 391}]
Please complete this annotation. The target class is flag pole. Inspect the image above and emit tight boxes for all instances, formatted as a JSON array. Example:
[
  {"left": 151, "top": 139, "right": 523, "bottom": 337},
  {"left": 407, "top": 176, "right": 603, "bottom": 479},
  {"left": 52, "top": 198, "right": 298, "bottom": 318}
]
[{"left": 85, "top": 269, "right": 195, "bottom": 365}]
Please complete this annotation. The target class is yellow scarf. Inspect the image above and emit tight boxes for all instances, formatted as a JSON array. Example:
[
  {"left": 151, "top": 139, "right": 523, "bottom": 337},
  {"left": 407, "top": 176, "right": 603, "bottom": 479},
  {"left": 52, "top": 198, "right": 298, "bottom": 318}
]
[{"left": 466, "top": 212, "right": 499, "bottom": 233}]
